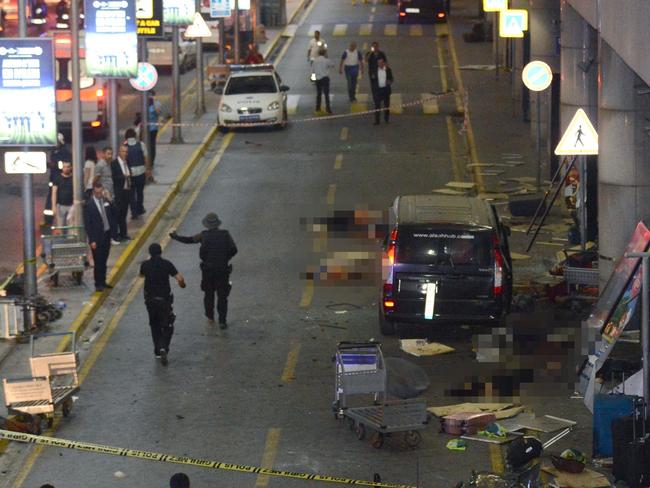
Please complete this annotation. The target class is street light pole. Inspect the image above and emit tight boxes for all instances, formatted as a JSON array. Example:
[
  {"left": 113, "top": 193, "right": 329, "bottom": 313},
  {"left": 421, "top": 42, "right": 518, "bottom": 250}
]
[
  {"left": 71, "top": 0, "right": 84, "bottom": 233},
  {"left": 18, "top": 0, "right": 37, "bottom": 325},
  {"left": 218, "top": 18, "right": 225, "bottom": 64},
  {"left": 195, "top": 0, "right": 205, "bottom": 115},
  {"left": 170, "top": 25, "right": 183, "bottom": 143},
  {"left": 109, "top": 79, "right": 119, "bottom": 152},
  {"left": 234, "top": 0, "right": 240, "bottom": 63},
  {"left": 139, "top": 39, "right": 150, "bottom": 164}
]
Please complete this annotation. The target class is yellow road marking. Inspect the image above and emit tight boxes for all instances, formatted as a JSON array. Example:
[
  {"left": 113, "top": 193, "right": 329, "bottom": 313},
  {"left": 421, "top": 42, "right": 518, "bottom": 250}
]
[
  {"left": 334, "top": 153, "right": 343, "bottom": 170},
  {"left": 339, "top": 127, "right": 349, "bottom": 141},
  {"left": 333, "top": 23, "right": 347, "bottom": 36},
  {"left": 255, "top": 428, "right": 282, "bottom": 488},
  {"left": 435, "top": 32, "right": 448, "bottom": 93},
  {"left": 371, "top": 6, "right": 376, "bottom": 12},
  {"left": 299, "top": 280, "right": 313, "bottom": 308},
  {"left": 281, "top": 339, "right": 301, "bottom": 381},
  {"left": 326, "top": 184, "right": 336, "bottom": 205},
  {"left": 384, "top": 24, "right": 397, "bottom": 36},
  {"left": 435, "top": 22, "right": 449, "bottom": 36},
  {"left": 409, "top": 24, "right": 423, "bottom": 36},
  {"left": 489, "top": 444, "right": 505, "bottom": 474},
  {"left": 359, "top": 23, "right": 372, "bottom": 36},
  {"left": 10, "top": 133, "right": 235, "bottom": 488},
  {"left": 446, "top": 20, "right": 485, "bottom": 192}
]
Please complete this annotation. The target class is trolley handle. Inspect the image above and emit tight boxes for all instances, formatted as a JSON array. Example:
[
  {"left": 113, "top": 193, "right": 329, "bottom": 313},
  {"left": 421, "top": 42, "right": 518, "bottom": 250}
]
[{"left": 337, "top": 341, "right": 381, "bottom": 350}]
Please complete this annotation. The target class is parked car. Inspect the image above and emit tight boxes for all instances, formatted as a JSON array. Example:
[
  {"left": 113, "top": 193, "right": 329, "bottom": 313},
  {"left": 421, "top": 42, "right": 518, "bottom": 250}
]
[
  {"left": 147, "top": 28, "right": 197, "bottom": 73},
  {"left": 379, "top": 194, "right": 512, "bottom": 335}
]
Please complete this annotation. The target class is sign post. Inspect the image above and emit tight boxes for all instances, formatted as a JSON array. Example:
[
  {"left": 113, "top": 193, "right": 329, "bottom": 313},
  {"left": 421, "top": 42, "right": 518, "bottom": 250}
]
[
  {"left": 522, "top": 60, "right": 553, "bottom": 191},
  {"left": 163, "top": 0, "right": 195, "bottom": 144},
  {"left": 185, "top": 11, "right": 211, "bottom": 115},
  {"left": 210, "top": 0, "right": 231, "bottom": 65},
  {"left": 555, "top": 108, "right": 599, "bottom": 250}
]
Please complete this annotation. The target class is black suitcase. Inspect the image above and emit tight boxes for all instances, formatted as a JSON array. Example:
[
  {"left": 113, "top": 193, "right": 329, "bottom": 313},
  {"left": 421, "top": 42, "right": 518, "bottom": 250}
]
[{"left": 612, "top": 402, "right": 650, "bottom": 487}]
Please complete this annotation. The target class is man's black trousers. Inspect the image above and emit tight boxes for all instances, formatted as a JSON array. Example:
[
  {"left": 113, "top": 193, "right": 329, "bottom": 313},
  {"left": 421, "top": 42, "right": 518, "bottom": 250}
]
[
  {"left": 201, "top": 265, "right": 231, "bottom": 323},
  {"left": 130, "top": 173, "right": 146, "bottom": 216},
  {"left": 113, "top": 188, "right": 130, "bottom": 239},
  {"left": 91, "top": 231, "right": 111, "bottom": 288},
  {"left": 145, "top": 296, "right": 174, "bottom": 355},
  {"left": 374, "top": 87, "right": 391, "bottom": 123}
]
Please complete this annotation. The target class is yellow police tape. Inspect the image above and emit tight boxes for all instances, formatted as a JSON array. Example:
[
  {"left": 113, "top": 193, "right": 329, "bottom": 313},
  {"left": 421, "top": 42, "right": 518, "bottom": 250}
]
[{"left": 0, "top": 430, "right": 416, "bottom": 488}]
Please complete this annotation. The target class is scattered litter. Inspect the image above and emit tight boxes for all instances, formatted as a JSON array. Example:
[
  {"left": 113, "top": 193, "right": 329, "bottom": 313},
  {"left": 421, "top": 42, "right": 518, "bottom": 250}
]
[
  {"left": 477, "top": 192, "right": 510, "bottom": 201},
  {"left": 334, "top": 310, "right": 347, "bottom": 315},
  {"left": 432, "top": 188, "right": 467, "bottom": 195},
  {"left": 459, "top": 64, "right": 496, "bottom": 71},
  {"left": 466, "top": 163, "right": 495, "bottom": 168},
  {"left": 497, "top": 413, "right": 576, "bottom": 433},
  {"left": 538, "top": 241, "right": 565, "bottom": 247},
  {"left": 446, "top": 439, "right": 467, "bottom": 451},
  {"left": 114, "top": 471, "right": 126, "bottom": 478},
  {"left": 428, "top": 403, "right": 524, "bottom": 420},
  {"left": 400, "top": 339, "right": 454, "bottom": 357},
  {"left": 446, "top": 181, "right": 477, "bottom": 190},
  {"left": 495, "top": 161, "right": 525, "bottom": 167},
  {"left": 541, "top": 466, "right": 610, "bottom": 488}
]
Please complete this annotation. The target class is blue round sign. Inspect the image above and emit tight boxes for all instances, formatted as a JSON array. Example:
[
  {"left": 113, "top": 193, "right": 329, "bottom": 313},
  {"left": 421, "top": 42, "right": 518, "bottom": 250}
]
[
  {"left": 522, "top": 61, "right": 553, "bottom": 92},
  {"left": 129, "top": 62, "right": 158, "bottom": 92}
]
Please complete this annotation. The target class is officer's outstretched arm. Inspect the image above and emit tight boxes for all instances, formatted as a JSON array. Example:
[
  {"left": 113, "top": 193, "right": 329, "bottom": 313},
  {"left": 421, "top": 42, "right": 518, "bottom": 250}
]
[
  {"left": 169, "top": 231, "right": 202, "bottom": 244},
  {"left": 175, "top": 273, "right": 186, "bottom": 288}
]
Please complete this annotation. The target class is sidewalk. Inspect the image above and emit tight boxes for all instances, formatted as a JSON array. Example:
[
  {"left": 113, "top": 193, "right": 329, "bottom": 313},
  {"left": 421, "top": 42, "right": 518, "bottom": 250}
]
[{"left": 0, "top": 0, "right": 306, "bottom": 390}]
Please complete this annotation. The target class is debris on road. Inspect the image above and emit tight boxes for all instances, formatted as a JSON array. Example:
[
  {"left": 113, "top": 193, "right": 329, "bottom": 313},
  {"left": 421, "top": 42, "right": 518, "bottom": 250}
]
[
  {"left": 428, "top": 402, "right": 525, "bottom": 420},
  {"left": 399, "top": 339, "right": 454, "bottom": 357}
]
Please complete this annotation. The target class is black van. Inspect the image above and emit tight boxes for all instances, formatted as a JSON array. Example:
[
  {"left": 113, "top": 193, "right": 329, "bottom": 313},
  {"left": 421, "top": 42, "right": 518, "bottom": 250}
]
[
  {"left": 398, "top": 0, "right": 448, "bottom": 23},
  {"left": 379, "top": 195, "right": 512, "bottom": 335}
]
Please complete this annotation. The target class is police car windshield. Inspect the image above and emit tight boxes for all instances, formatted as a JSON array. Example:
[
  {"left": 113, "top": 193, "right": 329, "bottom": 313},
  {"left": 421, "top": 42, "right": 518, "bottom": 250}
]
[{"left": 225, "top": 75, "right": 277, "bottom": 95}]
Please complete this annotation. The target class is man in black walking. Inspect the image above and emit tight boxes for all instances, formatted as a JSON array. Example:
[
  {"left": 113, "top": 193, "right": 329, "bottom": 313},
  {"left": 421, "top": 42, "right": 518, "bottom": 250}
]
[
  {"left": 139, "top": 243, "right": 186, "bottom": 366},
  {"left": 170, "top": 213, "right": 237, "bottom": 328},
  {"left": 373, "top": 58, "right": 394, "bottom": 125},
  {"left": 366, "top": 41, "right": 387, "bottom": 100},
  {"left": 111, "top": 144, "right": 131, "bottom": 241}
]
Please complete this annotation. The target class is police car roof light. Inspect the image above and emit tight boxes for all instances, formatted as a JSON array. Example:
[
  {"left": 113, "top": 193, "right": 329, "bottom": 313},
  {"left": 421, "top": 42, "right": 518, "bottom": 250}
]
[{"left": 229, "top": 64, "right": 275, "bottom": 72}]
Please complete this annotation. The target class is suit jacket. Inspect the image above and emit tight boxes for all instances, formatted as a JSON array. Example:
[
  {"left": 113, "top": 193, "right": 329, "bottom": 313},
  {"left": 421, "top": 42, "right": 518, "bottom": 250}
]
[
  {"left": 84, "top": 197, "right": 114, "bottom": 245},
  {"left": 111, "top": 158, "right": 130, "bottom": 196},
  {"left": 375, "top": 67, "right": 394, "bottom": 95}
]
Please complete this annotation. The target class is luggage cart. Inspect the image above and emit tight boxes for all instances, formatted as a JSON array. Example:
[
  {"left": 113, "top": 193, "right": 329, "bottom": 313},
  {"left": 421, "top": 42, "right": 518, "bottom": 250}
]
[
  {"left": 2, "top": 332, "right": 79, "bottom": 433},
  {"left": 332, "top": 342, "right": 428, "bottom": 448},
  {"left": 41, "top": 226, "right": 89, "bottom": 286}
]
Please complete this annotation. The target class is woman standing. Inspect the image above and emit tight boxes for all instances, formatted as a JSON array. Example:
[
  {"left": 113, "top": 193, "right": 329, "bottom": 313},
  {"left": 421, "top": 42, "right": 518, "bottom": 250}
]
[{"left": 83, "top": 146, "right": 98, "bottom": 199}]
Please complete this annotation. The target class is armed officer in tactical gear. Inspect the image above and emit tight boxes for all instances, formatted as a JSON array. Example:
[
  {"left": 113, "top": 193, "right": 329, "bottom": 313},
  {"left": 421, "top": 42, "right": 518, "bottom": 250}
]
[{"left": 170, "top": 213, "right": 237, "bottom": 328}]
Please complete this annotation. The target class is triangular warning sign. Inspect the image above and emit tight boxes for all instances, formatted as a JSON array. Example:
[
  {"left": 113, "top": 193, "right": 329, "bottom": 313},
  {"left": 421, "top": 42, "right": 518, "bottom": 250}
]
[
  {"left": 555, "top": 108, "right": 599, "bottom": 155},
  {"left": 184, "top": 12, "right": 212, "bottom": 38}
]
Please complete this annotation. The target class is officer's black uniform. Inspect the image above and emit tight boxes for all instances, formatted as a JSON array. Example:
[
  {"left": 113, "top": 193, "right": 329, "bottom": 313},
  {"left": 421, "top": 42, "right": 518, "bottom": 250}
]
[
  {"left": 139, "top": 249, "right": 180, "bottom": 362},
  {"left": 171, "top": 213, "right": 237, "bottom": 328}
]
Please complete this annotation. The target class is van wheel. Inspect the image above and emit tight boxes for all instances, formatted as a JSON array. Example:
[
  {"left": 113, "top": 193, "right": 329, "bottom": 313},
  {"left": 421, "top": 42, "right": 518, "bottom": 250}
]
[{"left": 379, "top": 313, "right": 395, "bottom": 336}]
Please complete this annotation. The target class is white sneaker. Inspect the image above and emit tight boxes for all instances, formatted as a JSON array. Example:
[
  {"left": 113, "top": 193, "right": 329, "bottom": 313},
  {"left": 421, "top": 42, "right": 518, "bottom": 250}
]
[{"left": 111, "top": 239, "right": 120, "bottom": 245}]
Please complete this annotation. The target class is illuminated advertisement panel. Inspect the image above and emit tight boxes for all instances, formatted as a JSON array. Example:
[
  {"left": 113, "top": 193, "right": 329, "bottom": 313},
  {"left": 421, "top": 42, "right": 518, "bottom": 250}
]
[{"left": 163, "top": 0, "right": 195, "bottom": 25}]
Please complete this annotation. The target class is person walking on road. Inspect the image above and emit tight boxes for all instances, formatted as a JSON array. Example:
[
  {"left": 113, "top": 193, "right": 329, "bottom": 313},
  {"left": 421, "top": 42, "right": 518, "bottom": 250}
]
[
  {"left": 373, "top": 58, "right": 393, "bottom": 125},
  {"left": 43, "top": 133, "right": 71, "bottom": 226},
  {"left": 170, "top": 213, "right": 237, "bottom": 328},
  {"left": 51, "top": 161, "right": 74, "bottom": 228},
  {"left": 307, "top": 30, "right": 325, "bottom": 62},
  {"left": 339, "top": 41, "right": 364, "bottom": 102},
  {"left": 312, "top": 47, "right": 333, "bottom": 115},
  {"left": 139, "top": 243, "right": 186, "bottom": 366},
  {"left": 124, "top": 128, "right": 149, "bottom": 219},
  {"left": 111, "top": 145, "right": 131, "bottom": 242},
  {"left": 83, "top": 182, "right": 115, "bottom": 292},
  {"left": 170, "top": 473, "right": 190, "bottom": 488},
  {"left": 366, "top": 41, "right": 387, "bottom": 100}
]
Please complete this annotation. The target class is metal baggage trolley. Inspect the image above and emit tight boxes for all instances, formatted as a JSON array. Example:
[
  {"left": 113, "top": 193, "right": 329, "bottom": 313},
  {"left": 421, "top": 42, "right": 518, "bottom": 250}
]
[
  {"left": 41, "top": 226, "right": 89, "bottom": 286},
  {"left": 332, "top": 342, "right": 428, "bottom": 448}
]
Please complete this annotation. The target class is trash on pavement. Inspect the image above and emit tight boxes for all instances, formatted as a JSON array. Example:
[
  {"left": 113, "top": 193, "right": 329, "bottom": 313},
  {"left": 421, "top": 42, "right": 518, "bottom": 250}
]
[
  {"left": 428, "top": 402, "right": 525, "bottom": 420},
  {"left": 441, "top": 412, "right": 496, "bottom": 435},
  {"left": 399, "top": 339, "right": 454, "bottom": 357},
  {"left": 446, "top": 438, "right": 467, "bottom": 451},
  {"left": 497, "top": 413, "right": 576, "bottom": 434},
  {"left": 541, "top": 466, "right": 610, "bottom": 488}
]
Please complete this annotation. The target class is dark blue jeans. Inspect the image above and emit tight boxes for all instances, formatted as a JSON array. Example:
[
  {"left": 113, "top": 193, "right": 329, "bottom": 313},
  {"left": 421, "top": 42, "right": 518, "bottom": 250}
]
[{"left": 344, "top": 65, "right": 359, "bottom": 101}]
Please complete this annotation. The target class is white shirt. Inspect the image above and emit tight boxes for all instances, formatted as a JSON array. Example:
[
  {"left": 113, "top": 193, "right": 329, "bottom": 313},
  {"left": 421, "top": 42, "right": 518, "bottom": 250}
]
[
  {"left": 83, "top": 159, "right": 95, "bottom": 190},
  {"left": 377, "top": 67, "right": 388, "bottom": 88},
  {"left": 308, "top": 38, "right": 324, "bottom": 61},
  {"left": 117, "top": 156, "right": 131, "bottom": 190},
  {"left": 312, "top": 56, "right": 332, "bottom": 80},
  {"left": 342, "top": 49, "right": 361, "bottom": 67}
]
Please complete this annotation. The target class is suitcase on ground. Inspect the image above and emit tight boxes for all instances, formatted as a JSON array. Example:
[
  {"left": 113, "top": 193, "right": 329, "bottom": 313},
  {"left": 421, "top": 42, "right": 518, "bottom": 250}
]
[
  {"left": 593, "top": 393, "right": 636, "bottom": 457},
  {"left": 613, "top": 407, "right": 650, "bottom": 487},
  {"left": 441, "top": 412, "right": 496, "bottom": 435}
]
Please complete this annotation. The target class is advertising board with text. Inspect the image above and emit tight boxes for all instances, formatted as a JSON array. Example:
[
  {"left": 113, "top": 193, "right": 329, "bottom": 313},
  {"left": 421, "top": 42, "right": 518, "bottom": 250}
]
[
  {"left": 163, "top": 0, "right": 195, "bottom": 25},
  {"left": 137, "top": 0, "right": 163, "bottom": 37},
  {"left": 85, "top": 0, "right": 138, "bottom": 78},
  {"left": 0, "top": 38, "right": 57, "bottom": 146},
  {"left": 210, "top": 0, "right": 230, "bottom": 18}
]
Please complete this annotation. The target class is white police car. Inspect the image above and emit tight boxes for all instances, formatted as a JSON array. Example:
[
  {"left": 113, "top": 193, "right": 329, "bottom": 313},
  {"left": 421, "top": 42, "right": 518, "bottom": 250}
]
[{"left": 216, "top": 65, "right": 290, "bottom": 129}]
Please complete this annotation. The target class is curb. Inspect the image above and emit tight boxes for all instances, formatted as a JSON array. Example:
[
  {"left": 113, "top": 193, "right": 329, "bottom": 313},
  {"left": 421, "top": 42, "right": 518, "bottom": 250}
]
[
  {"left": 261, "top": 0, "right": 310, "bottom": 58},
  {"left": 53, "top": 125, "right": 219, "bottom": 354}
]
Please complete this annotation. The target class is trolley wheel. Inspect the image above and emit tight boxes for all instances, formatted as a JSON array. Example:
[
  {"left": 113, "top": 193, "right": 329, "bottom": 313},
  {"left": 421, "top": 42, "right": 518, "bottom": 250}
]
[
  {"left": 62, "top": 399, "right": 72, "bottom": 418},
  {"left": 355, "top": 423, "right": 366, "bottom": 440},
  {"left": 348, "top": 417, "right": 356, "bottom": 431},
  {"left": 371, "top": 432, "right": 384, "bottom": 449},
  {"left": 72, "top": 271, "right": 83, "bottom": 285},
  {"left": 404, "top": 430, "right": 421, "bottom": 448}
]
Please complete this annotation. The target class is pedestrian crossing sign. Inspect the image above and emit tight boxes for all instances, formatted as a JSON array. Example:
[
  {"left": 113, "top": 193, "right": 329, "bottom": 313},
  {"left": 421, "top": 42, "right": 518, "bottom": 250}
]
[
  {"left": 483, "top": 0, "right": 507, "bottom": 12},
  {"left": 555, "top": 108, "right": 599, "bottom": 155},
  {"left": 499, "top": 9, "right": 528, "bottom": 38}
]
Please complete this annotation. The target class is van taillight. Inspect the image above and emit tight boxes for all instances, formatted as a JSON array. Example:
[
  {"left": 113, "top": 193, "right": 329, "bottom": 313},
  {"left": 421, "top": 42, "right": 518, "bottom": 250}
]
[
  {"left": 383, "top": 283, "right": 394, "bottom": 308},
  {"left": 96, "top": 88, "right": 104, "bottom": 97},
  {"left": 493, "top": 238, "right": 503, "bottom": 297},
  {"left": 387, "top": 228, "right": 398, "bottom": 265}
]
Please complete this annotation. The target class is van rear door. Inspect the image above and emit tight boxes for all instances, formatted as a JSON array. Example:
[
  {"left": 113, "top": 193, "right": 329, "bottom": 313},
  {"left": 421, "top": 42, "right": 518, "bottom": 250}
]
[{"left": 394, "top": 225, "right": 496, "bottom": 319}]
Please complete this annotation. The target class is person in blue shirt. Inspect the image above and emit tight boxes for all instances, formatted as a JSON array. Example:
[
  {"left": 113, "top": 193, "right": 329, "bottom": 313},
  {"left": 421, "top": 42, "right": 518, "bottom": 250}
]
[{"left": 147, "top": 91, "right": 162, "bottom": 168}]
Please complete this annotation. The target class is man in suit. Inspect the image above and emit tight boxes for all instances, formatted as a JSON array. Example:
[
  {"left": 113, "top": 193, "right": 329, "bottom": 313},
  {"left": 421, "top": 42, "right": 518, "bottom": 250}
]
[
  {"left": 84, "top": 182, "right": 115, "bottom": 292},
  {"left": 111, "top": 144, "right": 131, "bottom": 241},
  {"left": 366, "top": 41, "right": 387, "bottom": 100},
  {"left": 373, "top": 58, "right": 394, "bottom": 125}
]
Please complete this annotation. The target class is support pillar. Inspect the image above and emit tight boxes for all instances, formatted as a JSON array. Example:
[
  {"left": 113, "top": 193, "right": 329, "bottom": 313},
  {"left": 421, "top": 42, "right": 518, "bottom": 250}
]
[{"left": 598, "top": 41, "right": 650, "bottom": 281}]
